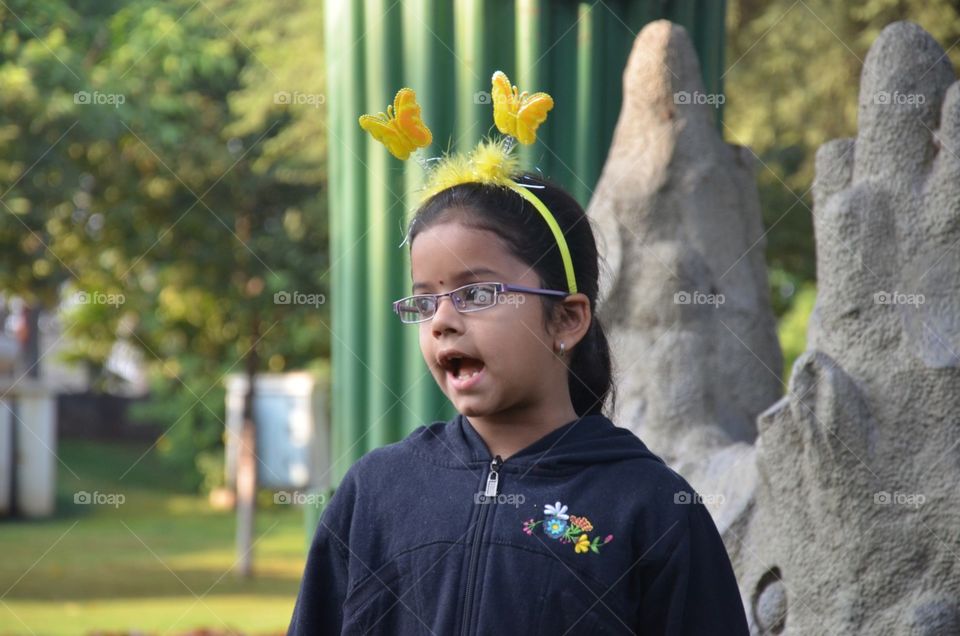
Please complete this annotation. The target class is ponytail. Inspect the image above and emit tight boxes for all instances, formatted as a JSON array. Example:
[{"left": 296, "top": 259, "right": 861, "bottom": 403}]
[{"left": 567, "top": 314, "right": 615, "bottom": 416}]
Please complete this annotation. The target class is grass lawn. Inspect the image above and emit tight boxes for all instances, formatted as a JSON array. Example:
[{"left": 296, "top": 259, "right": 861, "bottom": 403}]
[{"left": 0, "top": 438, "right": 316, "bottom": 635}]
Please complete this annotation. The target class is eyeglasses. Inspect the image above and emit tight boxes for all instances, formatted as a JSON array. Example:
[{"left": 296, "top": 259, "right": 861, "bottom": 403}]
[{"left": 392, "top": 281, "right": 569, "bottom": 324}]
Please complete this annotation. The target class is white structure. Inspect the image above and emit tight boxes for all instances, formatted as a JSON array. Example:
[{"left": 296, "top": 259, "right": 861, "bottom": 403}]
[
  {"left": 224, "top": 372, "right": 329, "bottom": 492},
  {"left": 0, "top": 378, "right": 57, "bottom": 518}
]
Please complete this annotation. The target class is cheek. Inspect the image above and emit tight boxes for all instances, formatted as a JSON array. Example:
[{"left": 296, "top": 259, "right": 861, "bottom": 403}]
[
  {"left": 418, "top": 327, "right": 435, "bottom": 366},
  {"left": 486, "top": 307, "right": 553, "bottom": 362}
]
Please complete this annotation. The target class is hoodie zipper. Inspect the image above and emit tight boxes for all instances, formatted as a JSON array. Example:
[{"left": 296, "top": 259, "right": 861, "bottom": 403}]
[{"left": 460, "top": 454, "right": 502, "bottom": 636}]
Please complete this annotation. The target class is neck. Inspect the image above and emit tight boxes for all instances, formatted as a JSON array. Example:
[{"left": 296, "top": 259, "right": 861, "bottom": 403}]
[{"left": 465, "top": 400, "right": 579, "bottom": 460}]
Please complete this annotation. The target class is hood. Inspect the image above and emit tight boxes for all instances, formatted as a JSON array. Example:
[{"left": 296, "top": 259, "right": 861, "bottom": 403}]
[{"left": 408, "top": 412, "right": 666, "bottom": 474}]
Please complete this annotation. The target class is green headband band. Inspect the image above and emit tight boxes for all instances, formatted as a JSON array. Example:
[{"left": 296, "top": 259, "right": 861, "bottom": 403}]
[{"left": 506, "top": 181, "right": 578, "bottom": 295}]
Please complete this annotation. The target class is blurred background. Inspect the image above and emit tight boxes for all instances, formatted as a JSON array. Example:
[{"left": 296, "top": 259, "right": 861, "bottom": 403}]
[{"left": 0, "top": 0, "right": 958, "bottom": 634}]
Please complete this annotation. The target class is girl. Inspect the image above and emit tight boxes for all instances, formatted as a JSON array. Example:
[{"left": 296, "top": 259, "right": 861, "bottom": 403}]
[{"left": 288, "top": 73, "right": 749, "bottom": 635}]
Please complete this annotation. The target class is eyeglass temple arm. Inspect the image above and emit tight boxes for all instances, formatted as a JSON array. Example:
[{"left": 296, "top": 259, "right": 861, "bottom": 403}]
[{"left": 500, "top": 283, "right": 569, "bottom": 298}]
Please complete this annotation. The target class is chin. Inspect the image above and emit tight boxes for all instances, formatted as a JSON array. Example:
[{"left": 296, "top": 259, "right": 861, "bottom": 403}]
[
  {"left": 452, "top": 398, "right": 494, "bottom": 417},
  {"left": 457, "top": 404, "right": 485, "bottom": 416}
]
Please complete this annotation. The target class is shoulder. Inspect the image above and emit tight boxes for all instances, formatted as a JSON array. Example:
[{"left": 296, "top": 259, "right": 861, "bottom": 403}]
[
  {"left": 616, "top": 455, "right": 698, "bottom": 513},
  {"left": 591, "top": 428, "right": 692, "bottom": 502},
  {"left": 338, "top": 420, "right": 452, "bottom": 486},
  {"left": 599, "top": 448, "right": 711, "bottom": 558}
]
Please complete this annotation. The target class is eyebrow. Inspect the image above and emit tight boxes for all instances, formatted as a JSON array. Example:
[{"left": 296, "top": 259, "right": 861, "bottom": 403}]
[{"left": 412, "top": 267, "right": 501, "bottom": 292}]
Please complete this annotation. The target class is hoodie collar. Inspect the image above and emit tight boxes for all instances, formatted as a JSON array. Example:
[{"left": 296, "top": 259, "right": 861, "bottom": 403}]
[
  {"left": 410, "top": 412, "right": 664, "bottom": 473},
  {"left": 460, "top": 413, "right": 601, "bottom": 460}
]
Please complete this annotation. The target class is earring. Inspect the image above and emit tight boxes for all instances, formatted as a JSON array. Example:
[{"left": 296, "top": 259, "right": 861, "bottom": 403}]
[{"left": 558, "top": 342, "right": 565, "bottom": 358}]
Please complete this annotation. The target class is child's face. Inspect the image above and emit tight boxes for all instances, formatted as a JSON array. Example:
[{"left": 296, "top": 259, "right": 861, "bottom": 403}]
[{"left": 410, "top": 219, "right": 569, "bottom": 420}]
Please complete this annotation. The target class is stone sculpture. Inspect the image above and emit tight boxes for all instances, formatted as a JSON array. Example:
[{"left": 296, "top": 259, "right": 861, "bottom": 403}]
[{"left": 590, "top": 19, "right": 960, "bottom": 635}]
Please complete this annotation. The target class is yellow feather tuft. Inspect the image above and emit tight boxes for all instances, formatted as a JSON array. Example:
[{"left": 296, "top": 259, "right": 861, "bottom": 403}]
[
  {"left": 417, "top": 138, "right": 520, "bottom": 204},
  {"left": 471, "top": 139, "right": 519, "bottom": 182}
]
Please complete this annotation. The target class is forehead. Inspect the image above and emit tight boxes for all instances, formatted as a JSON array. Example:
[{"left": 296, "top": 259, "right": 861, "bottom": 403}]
[{"left": 409, "top": 222, "right": 522, "bottom": 291}]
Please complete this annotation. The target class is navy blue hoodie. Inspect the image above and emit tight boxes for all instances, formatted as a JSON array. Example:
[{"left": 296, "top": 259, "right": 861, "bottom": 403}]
[{"left": 287, "top": 412, "right": 749, "bottom": 635}]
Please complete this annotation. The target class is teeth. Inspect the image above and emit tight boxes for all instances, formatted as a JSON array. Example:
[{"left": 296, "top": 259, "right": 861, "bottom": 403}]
[{"left": 456, "top": 369, "right": 481, "bottom": 380}]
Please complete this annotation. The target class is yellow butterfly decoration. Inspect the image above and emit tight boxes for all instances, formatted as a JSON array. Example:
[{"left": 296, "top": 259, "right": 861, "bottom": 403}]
[
  {"left": 491, "top": 70, "right": 554, "bottom": 145},
  {"left": 358, "top": 88, "right": 433, "bottom": 160}
]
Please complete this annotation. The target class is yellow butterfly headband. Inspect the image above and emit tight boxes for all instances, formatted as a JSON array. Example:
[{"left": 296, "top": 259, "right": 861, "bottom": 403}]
[{"left": 358, "top": 70, "right": 578, "bottom": 295}]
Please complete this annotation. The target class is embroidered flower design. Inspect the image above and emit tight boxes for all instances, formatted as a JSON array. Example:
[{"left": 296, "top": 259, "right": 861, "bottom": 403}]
[
  {"left": 544, "top": 516, "right": 568, "bottom": 539},
  {"left": 522, "top": 500, "right": 614, "bottom": 554},
  {"left": 570, "top": 515, "right": 593, "bottom": 532},
  {"left": 574, "top": 534, "right": 591, "bottom": 553},
  {"left": 544, "top": 501, "right": 569, "bottom": 519}
]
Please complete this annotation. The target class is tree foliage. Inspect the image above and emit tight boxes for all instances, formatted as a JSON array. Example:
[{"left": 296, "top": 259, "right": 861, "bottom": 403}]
[{"left": 0, "top": 0, "right": 329, "bottom": 489}]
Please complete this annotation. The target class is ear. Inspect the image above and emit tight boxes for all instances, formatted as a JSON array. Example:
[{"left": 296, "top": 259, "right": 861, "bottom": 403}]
[{"left": 548, "top": 292, "right": 591, "bottom": 351}]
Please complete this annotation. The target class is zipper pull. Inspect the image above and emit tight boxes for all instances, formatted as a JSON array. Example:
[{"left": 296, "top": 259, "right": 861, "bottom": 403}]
[{"left": 484, "top": 455, "right": 503, "bottom": 498}]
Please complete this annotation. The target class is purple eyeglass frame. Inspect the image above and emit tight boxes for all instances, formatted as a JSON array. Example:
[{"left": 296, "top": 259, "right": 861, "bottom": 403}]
[{"left": 392, "top": 281, "right": 569, "bottom": 324}]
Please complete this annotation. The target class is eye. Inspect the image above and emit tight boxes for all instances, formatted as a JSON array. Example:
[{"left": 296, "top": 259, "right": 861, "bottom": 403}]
[
  {"left": 393, "top": 297, "right": 427, "bottom": 322},
  {"left": 463, "top": 284, "right": 496, "bottom": 307},
  {"left": 412, "top": 296, "right": 435, "bottom": 313}
]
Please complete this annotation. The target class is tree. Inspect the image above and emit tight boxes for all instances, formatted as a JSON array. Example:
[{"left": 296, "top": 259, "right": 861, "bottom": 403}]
[{"left": 0, "top": 0, "right": 330, "bottom": 573}]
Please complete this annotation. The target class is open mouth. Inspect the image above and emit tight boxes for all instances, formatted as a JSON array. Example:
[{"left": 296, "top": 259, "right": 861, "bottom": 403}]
[
  {"left": 447, "top": 356, "right": 485, "bottom": 380},
  {"left": 438, "top": 352, "right": 487, "bottom": 389}
]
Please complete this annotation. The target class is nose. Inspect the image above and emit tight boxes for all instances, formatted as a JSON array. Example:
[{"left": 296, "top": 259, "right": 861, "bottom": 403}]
[{"left": 430, "top": 294, "right": 464, "bottom": 335}]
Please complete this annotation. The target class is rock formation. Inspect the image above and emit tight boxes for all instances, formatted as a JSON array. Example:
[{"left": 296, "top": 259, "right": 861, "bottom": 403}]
[{"left": 590, "top": 19, "right": 960, "bottom": 635}]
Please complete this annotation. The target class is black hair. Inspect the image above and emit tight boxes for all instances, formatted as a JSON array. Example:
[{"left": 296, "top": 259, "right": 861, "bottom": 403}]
[{"left": 406, "top": 173, "right": 616, "bottom": 417}]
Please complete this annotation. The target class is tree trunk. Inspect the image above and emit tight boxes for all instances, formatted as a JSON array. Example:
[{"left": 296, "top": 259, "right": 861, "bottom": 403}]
[{"left": 235, "top": 311, "right": 260, "bottom": 578}]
